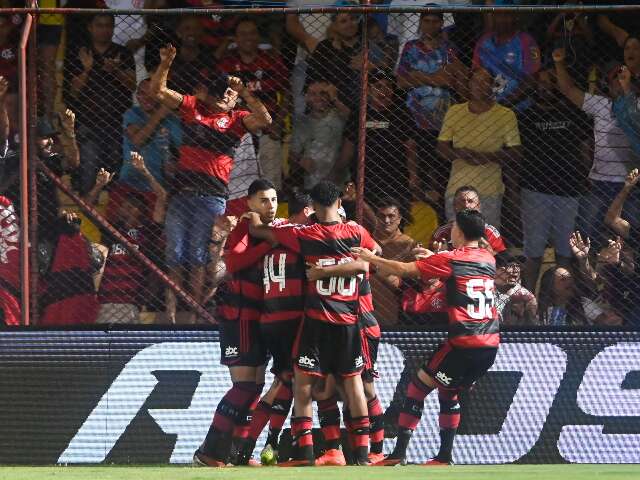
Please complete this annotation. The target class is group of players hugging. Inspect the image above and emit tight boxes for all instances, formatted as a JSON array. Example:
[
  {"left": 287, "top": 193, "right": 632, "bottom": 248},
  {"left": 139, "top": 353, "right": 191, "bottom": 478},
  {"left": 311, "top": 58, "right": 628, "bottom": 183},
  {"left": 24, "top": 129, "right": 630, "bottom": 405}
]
[
  {"left": 149, "top": 45, "right": 500, "bottom": 468},
  {"left": 192, "top": 178, "right": 499, "bottom": 468}
]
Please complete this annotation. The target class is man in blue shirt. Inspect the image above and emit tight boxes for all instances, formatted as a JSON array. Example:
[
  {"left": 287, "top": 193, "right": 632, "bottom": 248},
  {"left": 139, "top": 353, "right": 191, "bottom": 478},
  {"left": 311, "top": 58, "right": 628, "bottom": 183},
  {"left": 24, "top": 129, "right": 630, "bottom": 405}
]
[{"left": 108, "top": 78, "right": 182, "bottom": 219}]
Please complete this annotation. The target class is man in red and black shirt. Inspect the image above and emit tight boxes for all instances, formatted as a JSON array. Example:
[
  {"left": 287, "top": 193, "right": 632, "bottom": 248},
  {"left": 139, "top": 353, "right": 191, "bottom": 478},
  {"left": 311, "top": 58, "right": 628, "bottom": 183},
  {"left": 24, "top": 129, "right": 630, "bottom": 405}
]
[
  {"left": 431, "top": 185, "right": 506, "bottom": 255},
  {"left": 247, "top": 180, "right": 376, "bottom": 466},
  {"left": 353, "top": 209, "right": 499, "bottom": 466},
  {"left": 150, "top": 43, "right": 271, "bottom": 322},
  {"left": 195, "top": 179, "right": 278, "bottom": 467},
  {"left": 239, "top": 192, "right": 314, "bottom": 465}
]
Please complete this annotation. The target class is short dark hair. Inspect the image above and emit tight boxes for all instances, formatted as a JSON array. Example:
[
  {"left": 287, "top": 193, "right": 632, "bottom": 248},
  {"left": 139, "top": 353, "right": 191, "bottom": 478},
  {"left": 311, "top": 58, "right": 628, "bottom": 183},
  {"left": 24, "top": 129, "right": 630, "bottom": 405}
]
[
  {"left": 455, "top": 209, "right": 485, "bottom": 241},
  {"left": 454, "top": 185, "right": 479, "bottom": 197},
  {"left": 288, "top": 192, "right": 313, "bottom": 216},
  {"left": 247, "top": 178, "right": 276, "bottom": 197},
  {"left": 208, "top": 75, "right": 230, "bottom": 99},
  {"left": 310, "top": 180, "right": 341, "bottom": 207}
]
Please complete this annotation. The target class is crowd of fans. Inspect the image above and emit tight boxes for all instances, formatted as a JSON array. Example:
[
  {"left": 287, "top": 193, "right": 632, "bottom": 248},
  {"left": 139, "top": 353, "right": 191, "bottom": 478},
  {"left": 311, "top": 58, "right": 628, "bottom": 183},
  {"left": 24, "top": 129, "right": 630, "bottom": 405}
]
[{"left": 0, "top": 1, "right": 639, "bottom": 327}]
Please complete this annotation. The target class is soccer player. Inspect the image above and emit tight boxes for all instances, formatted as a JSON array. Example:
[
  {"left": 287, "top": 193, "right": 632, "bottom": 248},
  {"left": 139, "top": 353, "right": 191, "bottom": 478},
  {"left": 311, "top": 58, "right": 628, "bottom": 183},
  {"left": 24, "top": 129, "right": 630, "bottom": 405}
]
[
  {"left": 243, "top": 192, "right": 314, "bottom": 465},
  {"left": 352, "top": 209, "right": 499, "bottom": 466},
  {"left": 246, "top": 180, "right": 376, "bottom": 466},
  {"left": 194, "top": 179, "right": 279, "bottom": 467},
  {"left": 306, "top": 218, "right": 386, "bottom": 464}
]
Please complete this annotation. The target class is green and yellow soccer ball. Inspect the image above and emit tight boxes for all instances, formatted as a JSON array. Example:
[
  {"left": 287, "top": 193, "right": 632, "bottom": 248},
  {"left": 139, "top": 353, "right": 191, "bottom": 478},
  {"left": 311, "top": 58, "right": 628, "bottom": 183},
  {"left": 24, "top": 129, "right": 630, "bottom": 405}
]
[{"left": 260, "top": 445, "right": 277, "bottom": 466}]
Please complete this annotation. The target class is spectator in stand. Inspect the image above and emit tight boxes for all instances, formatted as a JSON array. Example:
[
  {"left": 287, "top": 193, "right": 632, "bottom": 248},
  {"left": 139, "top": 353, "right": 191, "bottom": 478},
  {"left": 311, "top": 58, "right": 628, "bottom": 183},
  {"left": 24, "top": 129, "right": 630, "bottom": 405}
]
[
  {"left": 593, "top": 2, "right": 640, "bottom": 73},
  {"left": 1, "top": 99, "right": 80, "bottom": 244},
  {"left": 339, "top": 71, "right": 418, "bottom": 210},
  {"left": 37, "top": 2, "right": 63, "bottom": 122},
  {"left": 217, "top": 17, "right": 290, "bottom": 190},
  {"left": 64, "top": 13, "right": 136, "bottom": 193},
  {"left": 494, "top": 255, "right": 537, "bottom": 325},
  {"left": 285, "top": 0, "right": 335, "bottom": 118},
  {"left": 544, "top": 6, "right": 594, "bottom": 88},
  {"left": 387, "top": 1, "right": 458, "bottom": 58},
  {"left": 473, "top": 10, "right": 541, "bottom": 112},
  {"left": 168, "top": 15, "right": 212, "bottom": 95},
  {"left": 86, "top": 153, "right": 167, "bottom": 324},
  {"left": 431, "top": 185, "right": 507, "bottom": 255},
  {"left": 605, "top": 169, "right": 640, "bottom": 325},
  {"left": 537, "top": 264, "right": 584, "bottom": 326},
  {"left": 0, "top": 194, "right": 19, "bottom": 325},
  {"left": 0, "top": 15, "right": 18, "bottom": 129},
  {"left": 519, "top": 67, "right": 592, "bottom": 291},
  {"left": 396, "top": 8, "right": 467, "bottom": 206},
  {"left": 613, "top": 61, "right": 640, "bottom": 157},
  {"left": 369, "top": 197, "right": 418, "bottom": 326},
  {"left": 105, "top": 0, "right": 151, "bottom": 83},
  {"left": 553, "top": 47, "right": 638, "bottom": 249},
  {"left": 150, "top": 44, "right": 271, "bottom": 322},
  {"left": 304, "top": 9, "right": 362, "bottom": 111},
  {"left": 108, "top": 78, "right": 182, "bottom": 220},
  {"left": 290, "top": 80, "right": 346, "bottom": 190},
  {"left": 368, "top": 14, "right": 400, "bottom": 72},
  {"left": 40, "top": 212, "right": 102, "bottom": 326},
  {"left": 438, "top": 68, "right": 522, "bottom": 228},
  {"left": 568, "top": 231, "right": 630, "bottom": 326}
]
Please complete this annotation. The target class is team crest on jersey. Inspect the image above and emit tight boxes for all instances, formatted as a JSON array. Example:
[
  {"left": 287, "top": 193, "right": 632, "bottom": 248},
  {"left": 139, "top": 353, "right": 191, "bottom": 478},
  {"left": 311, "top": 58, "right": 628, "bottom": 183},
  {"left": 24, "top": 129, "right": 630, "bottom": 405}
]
[
  {"left": 216, "top": 117, "right": 230, "bottom": 129},
  {"left": 505, "top": 51, "right": 516, "bottom": 64}
]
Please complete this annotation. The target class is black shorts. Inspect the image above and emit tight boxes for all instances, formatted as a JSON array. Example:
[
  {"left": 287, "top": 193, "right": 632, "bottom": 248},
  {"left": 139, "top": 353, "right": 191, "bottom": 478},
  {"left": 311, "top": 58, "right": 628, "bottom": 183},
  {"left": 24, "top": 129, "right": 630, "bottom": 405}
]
[
  {"left": 219, "top": 320, "right": 267, "bottom": 367},
  {"left": 260, "top": 318, "right": 302, "bottom": 376},
  {"left": 361, "top": 334, "right": 380, "bottom": 383},
  {"left": 424, "top": 342, "right": 497, "bottom": 391},
  {"left": 293, "top": 317, "right": 363, "bottom": 378}
]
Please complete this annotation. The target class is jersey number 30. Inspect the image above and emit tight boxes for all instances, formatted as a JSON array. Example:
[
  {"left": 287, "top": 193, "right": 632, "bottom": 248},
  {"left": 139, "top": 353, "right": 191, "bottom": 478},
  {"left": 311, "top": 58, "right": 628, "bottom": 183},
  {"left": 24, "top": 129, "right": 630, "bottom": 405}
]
[
  {"left": 466, "top": 278, "right": 495, "bottom": 319},
  {"left": 316, "top": 258, "right": 357, "bottom": 296}
]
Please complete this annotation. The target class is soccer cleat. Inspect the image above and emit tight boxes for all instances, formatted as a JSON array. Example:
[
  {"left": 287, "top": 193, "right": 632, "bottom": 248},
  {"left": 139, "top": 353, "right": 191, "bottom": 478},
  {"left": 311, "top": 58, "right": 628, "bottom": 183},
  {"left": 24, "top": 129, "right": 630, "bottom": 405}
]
[
  {"left": 315, "top": 448, "right": 347, "bottom": 466},
  {"left": 423, "top": 458, "right": 453, "bottom": 466},
  {"left": 372, "top": 455, "right": 407, "bottom": 466},
  {"left": 368, "top": 452, "right": 386, "bottom": 464},
  {"left": 260, "top": 444, "right": 278, "bottom": 466},
  {"left": 192, "top": 450, "right": 226, "bottom": 468},
  {"left": 247, "top": 458, "right": 262, "bottom": 467}
]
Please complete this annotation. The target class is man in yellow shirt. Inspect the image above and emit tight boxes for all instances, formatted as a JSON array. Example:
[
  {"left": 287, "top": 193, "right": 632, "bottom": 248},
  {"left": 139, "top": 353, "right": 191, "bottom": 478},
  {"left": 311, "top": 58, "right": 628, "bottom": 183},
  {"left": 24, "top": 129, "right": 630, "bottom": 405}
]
[{"left": 437, "top": 68, "right": 521, "bottom": 228}]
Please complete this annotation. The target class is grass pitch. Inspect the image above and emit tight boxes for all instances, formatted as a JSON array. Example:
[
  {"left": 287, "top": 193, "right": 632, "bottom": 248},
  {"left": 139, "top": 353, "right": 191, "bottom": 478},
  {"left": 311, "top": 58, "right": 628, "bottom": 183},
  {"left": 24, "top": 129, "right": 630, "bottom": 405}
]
[{"left": 0, "top": 465, "right": 638, "bottom": 480}]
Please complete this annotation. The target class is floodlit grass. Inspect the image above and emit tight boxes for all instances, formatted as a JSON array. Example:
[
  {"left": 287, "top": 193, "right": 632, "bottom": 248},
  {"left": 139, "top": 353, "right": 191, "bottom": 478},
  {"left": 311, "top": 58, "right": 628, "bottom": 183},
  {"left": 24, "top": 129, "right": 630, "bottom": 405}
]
[{"left": 0, "top": 465, "right": 639, "bottom": 480}]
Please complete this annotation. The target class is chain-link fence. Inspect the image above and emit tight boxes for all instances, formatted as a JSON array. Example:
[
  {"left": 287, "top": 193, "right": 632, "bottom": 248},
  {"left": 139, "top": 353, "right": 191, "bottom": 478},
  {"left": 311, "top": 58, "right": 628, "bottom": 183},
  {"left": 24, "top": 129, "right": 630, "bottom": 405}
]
[{"left": 2, "top": 4, "right": 640, "bottom": 327}]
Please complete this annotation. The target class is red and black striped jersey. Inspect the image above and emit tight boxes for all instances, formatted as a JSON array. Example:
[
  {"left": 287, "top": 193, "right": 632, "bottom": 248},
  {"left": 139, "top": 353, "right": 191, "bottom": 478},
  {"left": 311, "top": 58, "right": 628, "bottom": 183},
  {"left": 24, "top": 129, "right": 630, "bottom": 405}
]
[
  {"left": 261, "top": 223, "right": 306, "bottom": 324},
  {"left": 359, "top": 273, "right": 380, "bottom": 339},
  {"left": 274, "top": 221, "right": 376, "bottom": 325},
  {"left": 218, "top": 219, "right": 268, "bottom": 323},
  {"left": 177, "top": 95, "right": 250, "bottom": 197},
  {"left": 431, "top": 222, "right": 506, "bottom": 254},
  {"left": 416, "top": 247, "right": 499, "bottom": 348}
]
